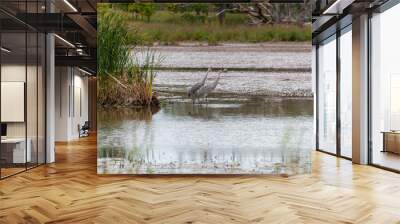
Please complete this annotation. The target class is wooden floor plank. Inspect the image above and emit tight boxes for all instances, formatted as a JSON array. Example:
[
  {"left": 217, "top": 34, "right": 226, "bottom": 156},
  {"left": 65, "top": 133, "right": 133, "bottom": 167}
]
[{"left": 1, "top": 135, "right": 400, "bottom": 223}]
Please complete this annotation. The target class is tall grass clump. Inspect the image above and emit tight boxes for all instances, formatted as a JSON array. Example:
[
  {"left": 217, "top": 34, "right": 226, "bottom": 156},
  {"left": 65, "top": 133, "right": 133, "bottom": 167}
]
[
  {"left": 129, "top": 49, "right": 163, "bottom": 105},
  {"left": 97, "top": 7, "right": 162, "bottom": 107}
]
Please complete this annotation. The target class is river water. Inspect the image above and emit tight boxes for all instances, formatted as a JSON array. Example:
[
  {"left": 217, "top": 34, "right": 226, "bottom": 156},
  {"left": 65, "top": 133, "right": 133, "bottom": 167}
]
[{"left": 98, "top": 43, "right": 313, "bottom": 175}]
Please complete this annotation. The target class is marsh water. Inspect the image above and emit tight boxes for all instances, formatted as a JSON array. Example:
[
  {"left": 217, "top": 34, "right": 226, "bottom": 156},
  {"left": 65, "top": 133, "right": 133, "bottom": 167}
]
[{"left": 98, "top": 43, "right": 313, "bottom": 175}]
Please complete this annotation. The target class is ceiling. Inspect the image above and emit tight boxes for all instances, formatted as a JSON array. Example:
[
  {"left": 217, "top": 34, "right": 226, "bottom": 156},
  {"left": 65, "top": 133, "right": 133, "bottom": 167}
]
[{"left": 0, "top": 0, "right": 97, "bottom": 73}]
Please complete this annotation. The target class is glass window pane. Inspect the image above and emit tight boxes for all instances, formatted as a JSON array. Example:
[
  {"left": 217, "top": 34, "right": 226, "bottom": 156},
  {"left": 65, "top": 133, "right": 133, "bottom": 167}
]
[
  {"left": 0, "top": 0, "right": 46, "bottom": 179},
  {"left": 27, "top": 31, "right": 38, "bottom": 168},
  {"left": 1, "top": 31, "right": 27, "bottom": 177},
  {"left": 371, "top": 4, "right": 400, "bottom": 171},
  {"left": 340, "top": 27, "right": 352, "bottom": 158},
  {"left": 318, "top": 36, "right": 337, "bottom": 154}
]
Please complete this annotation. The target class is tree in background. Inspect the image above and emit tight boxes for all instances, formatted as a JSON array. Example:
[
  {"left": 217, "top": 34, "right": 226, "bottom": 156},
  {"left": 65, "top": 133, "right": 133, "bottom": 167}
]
[
  {"left": 166, "top": 3, "right": 209, "bottom": 24},
  {"left": 184, "top": 3, "right": 209, "bottom": 15},
  {"left": 166, "top": 3, "right": 209, "bottom": 15},
  {"left": 211, "top": 1, "right": 311, "bottom": 25},
  {"left": 217, "top": 4, "right": 226, "bottom": 25},
  {"left": 127, "top": 3, "right": 155, "bottom": 22},
  {"left": 236, "top": 1, "right": 312, "bottom": 25}
]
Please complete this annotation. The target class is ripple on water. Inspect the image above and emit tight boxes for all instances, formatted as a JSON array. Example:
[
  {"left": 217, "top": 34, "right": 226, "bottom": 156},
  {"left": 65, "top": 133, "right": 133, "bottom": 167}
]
[{"left": 97, "top": 98, "right": 313, "bottom": 175}]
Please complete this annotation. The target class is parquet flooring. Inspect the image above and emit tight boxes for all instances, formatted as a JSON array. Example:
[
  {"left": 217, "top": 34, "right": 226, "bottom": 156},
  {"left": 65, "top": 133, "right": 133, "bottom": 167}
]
[
  {"left": 1, "top": 135, "right": 400, "bottom": 223},
  {"left": 0, "top": 167, "right": 26, "bottom": 178}
]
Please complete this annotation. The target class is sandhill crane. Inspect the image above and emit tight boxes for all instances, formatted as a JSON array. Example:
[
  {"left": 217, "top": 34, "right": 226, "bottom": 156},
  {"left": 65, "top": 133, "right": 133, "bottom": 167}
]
[
  {"left": 195, "top": 69, "right": 227, "bottom": 103},
  {"left": 187, "top": 68, "right": 211, "bottom": 103}
]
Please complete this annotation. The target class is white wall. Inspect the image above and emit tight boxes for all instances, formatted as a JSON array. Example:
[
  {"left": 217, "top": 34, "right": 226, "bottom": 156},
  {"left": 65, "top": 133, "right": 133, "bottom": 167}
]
[
  {"left": 55, "top": 66, "right": 70, "bottom": 141},
  {"left": 1, "top": 63, "right": 46, "bottom": 164},
  {"left": 1, "top": 82, "right": 25, "bottom": 122},
  {"left": 71, "top": 72, "right": 89, "bottom": 138},
  {"left": 55, "top": 67, "right": 89, "bottom": 141},
  {"left": 1, "top": 65, "right": 25, "bottom": 81},
  {"left": 1, "top": 65, "right": 28, "bottom": 138}
]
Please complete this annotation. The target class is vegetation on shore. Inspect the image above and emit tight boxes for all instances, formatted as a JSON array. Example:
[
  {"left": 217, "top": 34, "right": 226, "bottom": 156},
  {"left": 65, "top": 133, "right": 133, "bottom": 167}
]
[
  {"left": 133, "top": 20, "right": 311, "bottom": 45},
  {"left": 97, "top": 9, "right": 162, "bottom": 107},
  {"left": 98, "top": 4, "right": 311, "bottom": 45}
]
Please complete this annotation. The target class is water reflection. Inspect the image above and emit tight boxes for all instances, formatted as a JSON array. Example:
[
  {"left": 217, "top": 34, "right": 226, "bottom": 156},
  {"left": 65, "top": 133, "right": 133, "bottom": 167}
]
[
  {"left": 165, "top": 96, "right": 313, "bottom": 118},
  {"left": 98, "top": 97, "right": 313, "bottom": 175}
]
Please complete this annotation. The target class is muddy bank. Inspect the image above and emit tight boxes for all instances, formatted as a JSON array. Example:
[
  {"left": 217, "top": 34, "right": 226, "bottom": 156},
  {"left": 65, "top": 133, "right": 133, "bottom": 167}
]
[
  {"left": 154, "top": 70, "right": 312, "bottom": 97},
  {"left": 138, "top": 42, "right": 311, "bottom": 70},
  {"left": 137, "top": 42, "right": 312, "bottom": 97}
]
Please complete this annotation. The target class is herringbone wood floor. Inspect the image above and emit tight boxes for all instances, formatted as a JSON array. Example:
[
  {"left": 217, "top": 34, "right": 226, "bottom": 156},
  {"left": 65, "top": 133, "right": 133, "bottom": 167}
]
[{"left": 1, "top": 135, "right": 400, "bottom": 224}]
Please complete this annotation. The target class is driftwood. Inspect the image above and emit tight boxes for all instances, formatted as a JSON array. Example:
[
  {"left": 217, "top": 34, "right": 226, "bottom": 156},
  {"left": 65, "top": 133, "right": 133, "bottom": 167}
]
[
  {"left": 106, "top": 72, "right": 128, "bottom": 89},
  {"left": 218, "top": 1, "right": 312, "bottom": 25}
]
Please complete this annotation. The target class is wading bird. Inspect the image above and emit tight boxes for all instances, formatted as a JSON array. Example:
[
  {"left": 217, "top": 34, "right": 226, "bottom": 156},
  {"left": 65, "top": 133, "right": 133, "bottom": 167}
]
[
  {"left": 187, "top": 68, "right": 211, "bottom": 103},
  {"left": 195, "top": 69, "right": 227, "bottom": 103}
]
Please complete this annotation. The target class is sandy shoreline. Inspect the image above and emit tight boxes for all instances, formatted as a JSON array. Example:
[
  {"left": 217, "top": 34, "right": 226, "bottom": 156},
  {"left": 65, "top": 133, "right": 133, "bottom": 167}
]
[
  {"left": 140, "top": 42, "right": 312, "bottom": 97},
  {"left": 154, "top": 70, "right": 312, "bottom": 97}
]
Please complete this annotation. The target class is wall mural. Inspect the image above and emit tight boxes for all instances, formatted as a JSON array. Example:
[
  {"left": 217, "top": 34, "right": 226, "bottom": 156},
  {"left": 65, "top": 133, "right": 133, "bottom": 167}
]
[{"left": 97, "top": 3, "right": 312, "bottom": 175}]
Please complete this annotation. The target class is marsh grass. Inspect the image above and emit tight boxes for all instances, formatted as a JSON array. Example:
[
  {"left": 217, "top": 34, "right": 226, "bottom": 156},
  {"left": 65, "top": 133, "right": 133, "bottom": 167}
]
[
  {"left": 127, "top": 50, "right": 164, "bottom": 106},
  {"left": 133, "top": 21, "right": 311, "bottom": 45},
  {"left": 121, "top": 10, "right": 311, "bottom": 45},
  {"left": 97, "top": 6, "right": 163, "bottom": 106},
  {"left": 97, "top": 50, "right": 163, "bottom": 107}
]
